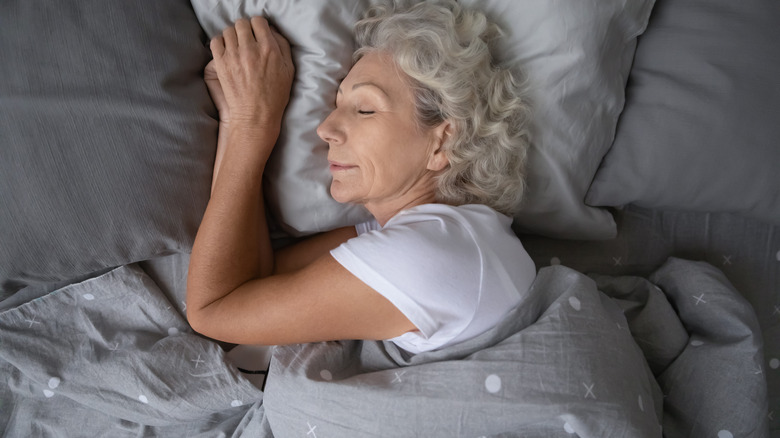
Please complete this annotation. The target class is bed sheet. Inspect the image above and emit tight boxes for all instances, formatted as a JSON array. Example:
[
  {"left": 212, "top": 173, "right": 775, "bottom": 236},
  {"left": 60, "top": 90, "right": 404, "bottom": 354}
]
[
  {"left": 520, "top": 205, "right": 780, "bottom": 435},
  {"left": 0, "top": 257, "right": 768, "bottom": 436}
]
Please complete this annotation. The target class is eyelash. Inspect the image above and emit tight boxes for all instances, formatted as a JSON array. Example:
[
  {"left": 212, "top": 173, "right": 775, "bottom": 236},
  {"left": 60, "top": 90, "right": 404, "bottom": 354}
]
[{"left": 357, "top": 110, "right": 375, "bottom": 115}]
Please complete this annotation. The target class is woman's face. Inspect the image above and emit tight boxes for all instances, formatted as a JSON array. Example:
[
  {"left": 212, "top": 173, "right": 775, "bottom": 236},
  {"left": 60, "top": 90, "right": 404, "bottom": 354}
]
[{"left": 316, "top": 51, "right": 448, "bottom": 218}]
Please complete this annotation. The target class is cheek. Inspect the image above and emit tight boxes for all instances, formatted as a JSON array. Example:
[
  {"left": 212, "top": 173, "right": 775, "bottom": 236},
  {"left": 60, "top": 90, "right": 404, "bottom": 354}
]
[
  {"left": 343, "top": 122, "right": 430, "bottom": 194},
  {"left": 386, "top": 137, "right": 431, "bottom": 175},
  {"left": 362, "top": 148, "right": 403, "bottom": 190}
]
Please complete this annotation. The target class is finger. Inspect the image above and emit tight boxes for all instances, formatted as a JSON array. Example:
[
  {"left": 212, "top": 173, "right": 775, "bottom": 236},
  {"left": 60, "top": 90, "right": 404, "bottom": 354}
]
[
  {"left": 210, "top": 36, "right": 226, "bottom": 59},
  {"left": 234, "top": 18, "right": 254, "bottom": 45},
  {"left": 222, "top": 25, "right": 238, "bottom": 50},
  {"left": 204, "top": 60, "right": 216, "bottom": 78},
  {"left": 250, "top": 16, "right": 274, "bottom": 46},
  {"left": 271, "top": 28, "right": 293, "bottom": 63}
]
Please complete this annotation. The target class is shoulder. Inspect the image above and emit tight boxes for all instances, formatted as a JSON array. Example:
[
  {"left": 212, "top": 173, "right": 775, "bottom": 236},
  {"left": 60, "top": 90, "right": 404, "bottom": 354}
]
[
  {"left": 331, "top": 203, "right": 521, "bottom": 294},
  {"left": 340, "top": 204, "right": 510, "bottom": 257},
  {"left": 382, "top": 203, "right": 512, "bottom": 236},
  {"left": 382, "top": 203, "right": 515, "bottom": 249},
  {"left": 388, "top": 203, "right": 511, "bottom": 226},
  {"left": 341, "top": 203, "right": 517, "bottom": 257}
]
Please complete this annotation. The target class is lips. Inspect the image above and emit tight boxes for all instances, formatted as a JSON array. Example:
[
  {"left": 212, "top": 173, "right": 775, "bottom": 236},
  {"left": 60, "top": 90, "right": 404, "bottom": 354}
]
[{"left": 328, "top": 160, "right": 357, "bottom": 172}]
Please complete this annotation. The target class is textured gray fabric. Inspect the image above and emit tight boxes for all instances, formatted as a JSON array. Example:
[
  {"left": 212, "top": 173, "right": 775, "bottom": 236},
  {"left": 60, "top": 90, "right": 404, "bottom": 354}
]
[
  {"left": 595, "top": 259, "right": 769, "bottom": 437},
  {"left": 264, "top": 260, "right": 767, "bottom": 437},
  {"left": 586, "top": 0, "right": 780, "bottom": 225},
  {"left": 0, "top": 0, "right": 217, "bottom": 295},
  {"left": 1, "top": 259, "right": 767, "bottom": 436},
  {"left": 651, "top": 259, "right": 769, "bottom": 437},
  {"left": 264, "top": 266, "right": 664, "bottom": 437},
  {"left": 190, "top": 0, "right": 657, "bottom": 240},
  {"left": 520, "top": 205, "right": 780, "bottom": 436},
  {"left": 0, "top": 265, "right": 268, "bottom": 436}
]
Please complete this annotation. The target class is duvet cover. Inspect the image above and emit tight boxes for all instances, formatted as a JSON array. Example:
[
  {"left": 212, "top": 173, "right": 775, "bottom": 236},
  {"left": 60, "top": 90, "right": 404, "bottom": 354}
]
[{"left": 0, "top": 258, "right": 768, "bottom": 437}]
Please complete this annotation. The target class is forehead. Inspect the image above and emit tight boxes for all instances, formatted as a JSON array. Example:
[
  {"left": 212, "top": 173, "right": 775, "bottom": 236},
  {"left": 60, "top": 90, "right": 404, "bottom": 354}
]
[
  {"left": 341, "top": 51, "right": 411, "bottom": 100},
  {"left": 348, "top": 51, "right": 396, "bottom": 77}
]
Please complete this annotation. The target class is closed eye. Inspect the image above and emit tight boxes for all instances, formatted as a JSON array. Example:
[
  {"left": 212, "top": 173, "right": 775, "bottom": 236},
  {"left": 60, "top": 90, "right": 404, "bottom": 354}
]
[{"left": 358, "top": 110, "right": 375, "bottom": 115}]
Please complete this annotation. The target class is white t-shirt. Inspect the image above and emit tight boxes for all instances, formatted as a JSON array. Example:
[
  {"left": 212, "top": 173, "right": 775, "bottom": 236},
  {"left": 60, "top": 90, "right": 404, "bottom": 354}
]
[{"left": 329, "top": 203, "right": 536, "bottom": 354}]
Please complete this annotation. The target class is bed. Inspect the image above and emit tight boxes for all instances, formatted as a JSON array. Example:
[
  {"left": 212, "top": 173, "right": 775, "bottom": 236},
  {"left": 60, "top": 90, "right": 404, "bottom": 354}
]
[{"left": 1, "top": 0, "right": 777, "bottom": 436}]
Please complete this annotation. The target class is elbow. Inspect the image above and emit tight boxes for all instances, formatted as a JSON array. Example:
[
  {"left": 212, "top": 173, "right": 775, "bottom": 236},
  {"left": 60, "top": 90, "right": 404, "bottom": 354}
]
[
  {"left": 187, "top": 306, "right": 225, "bottom": 342},
  {"left": 186, "top": 310, "right": 205, "bottom": 335},
  {"left": 186, "top": 304, "right": 210, "bottom": 338},
  {"left": 185, "top": 286, "right": 214, "bottom": 338},
  {"left": 185, "top": 288, "right": 235, "bottom": 343}
]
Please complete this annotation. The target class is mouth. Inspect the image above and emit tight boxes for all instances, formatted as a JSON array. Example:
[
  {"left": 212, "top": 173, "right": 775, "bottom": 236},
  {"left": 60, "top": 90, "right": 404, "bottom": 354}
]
[{"left": 328, "top": 160, "right": 357, "bottom": 173}]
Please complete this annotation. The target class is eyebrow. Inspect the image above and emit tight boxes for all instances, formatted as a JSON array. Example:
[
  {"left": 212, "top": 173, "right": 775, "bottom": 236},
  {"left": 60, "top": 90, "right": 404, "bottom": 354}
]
[{"left": 337, "top": 81, "right": 390, "bottom": 98}]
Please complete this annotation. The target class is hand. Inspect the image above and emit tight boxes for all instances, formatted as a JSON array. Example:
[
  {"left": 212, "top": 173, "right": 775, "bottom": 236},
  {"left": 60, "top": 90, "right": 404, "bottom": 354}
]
[
  {"left": 204, "top": 60, "right": 230, "bottom": 124},
  {"left": 209, "top": 17, "right": 294, "bottom": 132}
]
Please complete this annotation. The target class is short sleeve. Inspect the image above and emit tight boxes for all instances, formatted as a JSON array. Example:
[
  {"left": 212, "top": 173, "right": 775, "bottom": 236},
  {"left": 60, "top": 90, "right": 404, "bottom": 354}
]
[{"left": 330, "top": 211, "right": 483, "bottom": 352}]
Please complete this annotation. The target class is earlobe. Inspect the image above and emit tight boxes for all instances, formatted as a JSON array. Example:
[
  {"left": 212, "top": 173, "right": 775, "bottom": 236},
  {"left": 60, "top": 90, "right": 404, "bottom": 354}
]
[
  {"left": 427, "top": 148, "right": 449, "bottom": 172},
  {"left": 427, "top": 121, "right": 452, "bottom": 172}
]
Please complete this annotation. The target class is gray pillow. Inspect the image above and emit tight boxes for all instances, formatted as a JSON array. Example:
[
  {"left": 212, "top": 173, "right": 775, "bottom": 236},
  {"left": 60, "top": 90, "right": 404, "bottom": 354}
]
[
  {"left": 192, "top": 0, "right": 655, "bottom": 240},
  {"left": 586, "top": 0, "right": 780, "bottom": 225},
  {"left": 0, "top": 1, "right": 217, "bottom": 295}
]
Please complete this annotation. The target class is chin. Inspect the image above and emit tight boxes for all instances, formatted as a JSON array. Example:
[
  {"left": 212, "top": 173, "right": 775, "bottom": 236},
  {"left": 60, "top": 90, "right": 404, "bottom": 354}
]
[{"left": 329, "top": 182, "right": 352, "bottom": 204}]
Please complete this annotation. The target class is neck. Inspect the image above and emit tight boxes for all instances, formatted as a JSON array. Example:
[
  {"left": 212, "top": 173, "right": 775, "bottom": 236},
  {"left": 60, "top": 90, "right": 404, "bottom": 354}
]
[{"left": 365, "top": 190, "right": 437, "bottom": 227}]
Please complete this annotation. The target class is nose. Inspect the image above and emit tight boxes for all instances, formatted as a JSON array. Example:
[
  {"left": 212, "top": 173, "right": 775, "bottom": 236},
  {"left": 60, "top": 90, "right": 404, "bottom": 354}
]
[{"left": 316, "top": 109, "right": 345, "bottom": 146}]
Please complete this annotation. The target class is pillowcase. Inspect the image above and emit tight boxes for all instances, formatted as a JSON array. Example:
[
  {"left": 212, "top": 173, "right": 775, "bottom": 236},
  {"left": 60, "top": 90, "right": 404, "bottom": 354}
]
[
  {"left": 191, "top": 0, "right": 655, "bottom": 239},
  {"left": 586, "top": 0, "right": 780, "bottom": 225},
  {"left": 0, "top": 1, "right": 216, "bottom": 295},
  {"left": 460, "top": 0, "right": 655, "bottom": 240}
]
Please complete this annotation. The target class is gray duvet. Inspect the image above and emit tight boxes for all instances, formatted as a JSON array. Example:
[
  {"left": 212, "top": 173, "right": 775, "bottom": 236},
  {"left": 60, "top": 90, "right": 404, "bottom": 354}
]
[{"left": 0, "top": 258, "right": 769, "bottom": 437}]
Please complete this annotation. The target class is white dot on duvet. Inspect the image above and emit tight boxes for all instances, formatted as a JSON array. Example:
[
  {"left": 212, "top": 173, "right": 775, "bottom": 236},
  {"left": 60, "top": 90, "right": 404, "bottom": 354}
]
[
  {"left": 43, "top": 389, "right": 55, "bottom": 398},
  {"left": 551, "top": 257, "right": 561, "bottom": 266},
  {"left": 485, "top": 374, "right": 501, "bottom": 393},
  {"left": 167, "top": 327, "right": 179, "bottom": 336},
  {"left": 48, "top": 377, "right": 60, "bottom": 389},
  {"left": 770, "top": 358, "right": 779, "bottom": 369},
  {"left": 231, "top": 400, "right": 243, "bottom": 407},
  {"left": 690, "top": 340, "right": 704, "bottom": 347},
  {"left": 138, "top": 395, "right": 149, "bottom": 404},
  {"left": 718, "top": 430, "right": 733, "bottom": 438},
  {"left": 82, "top": 294, "right": 95, "bottom": 301},
  {"left": 638, "top": 394, "right": 644, "bottom": 412},
  {"left": 563, "top": 422, "right": 575, "bottom": 434},
  {"left": 568, "top": 296, "right": 581, "bottom": 311},
  {"left": 320, "top": 369, "right": 333, "bottom": 381}
]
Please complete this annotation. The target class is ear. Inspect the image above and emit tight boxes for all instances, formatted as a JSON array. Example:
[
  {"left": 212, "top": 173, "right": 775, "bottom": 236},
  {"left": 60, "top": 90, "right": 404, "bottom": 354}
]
[{"left": 426, "top": 120, "right": 452, "bottom": 172}]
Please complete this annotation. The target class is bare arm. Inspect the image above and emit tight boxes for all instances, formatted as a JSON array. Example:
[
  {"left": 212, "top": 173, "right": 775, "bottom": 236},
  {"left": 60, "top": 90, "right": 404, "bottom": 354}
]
[
  {"left": 273, "top": 226, "right": 357, "bottom": 274},
  {"left": 187, "top": 17, "right": 291, "bottom": 315},
  {"left": 206, "top": 52, "right": 355, "bottom": 266},
  {"left": 187, "top": 17, "right": 414, "bottom": 345}
]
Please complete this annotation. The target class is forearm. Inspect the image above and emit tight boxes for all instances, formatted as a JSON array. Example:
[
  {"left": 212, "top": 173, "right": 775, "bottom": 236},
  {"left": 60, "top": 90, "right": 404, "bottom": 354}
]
[
  {"left": 211, "top": 121, "right": 231, "bottom": 194},
  {"left": 188, "top": 124, "right": 277, "bottom": 314}
]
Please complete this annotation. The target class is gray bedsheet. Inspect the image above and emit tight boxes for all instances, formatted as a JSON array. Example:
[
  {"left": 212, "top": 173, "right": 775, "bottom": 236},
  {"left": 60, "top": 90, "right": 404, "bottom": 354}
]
[
  {"left": 521, "top": 204, "right": 780, "bottom": 437},
  {"left": 0, "top": 258, "right": 769, "bottom": 437}
]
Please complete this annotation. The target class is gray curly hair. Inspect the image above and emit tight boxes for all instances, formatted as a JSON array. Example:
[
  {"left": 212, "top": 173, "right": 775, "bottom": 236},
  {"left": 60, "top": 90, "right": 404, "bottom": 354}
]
[{"left": 353, "top": 0, "right": 531, "bottom": 216}]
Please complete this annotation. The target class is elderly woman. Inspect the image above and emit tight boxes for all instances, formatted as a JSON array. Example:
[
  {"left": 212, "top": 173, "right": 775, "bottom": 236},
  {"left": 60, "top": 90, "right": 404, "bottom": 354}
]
[{"left": 187, "top": 0, "right": 536, "bottom": 354}]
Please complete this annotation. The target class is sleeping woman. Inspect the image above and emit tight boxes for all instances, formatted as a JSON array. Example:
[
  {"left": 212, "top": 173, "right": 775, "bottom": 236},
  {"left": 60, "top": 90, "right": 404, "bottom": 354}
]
[{"left": 186, "top": 0, "right": 536, "bottom": 355}]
